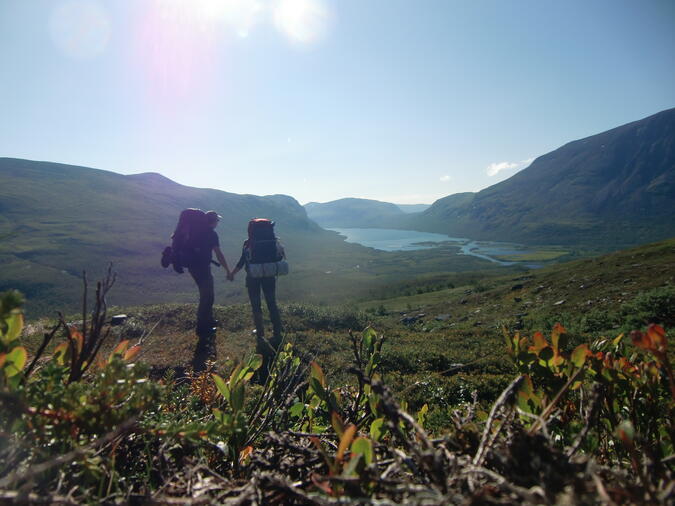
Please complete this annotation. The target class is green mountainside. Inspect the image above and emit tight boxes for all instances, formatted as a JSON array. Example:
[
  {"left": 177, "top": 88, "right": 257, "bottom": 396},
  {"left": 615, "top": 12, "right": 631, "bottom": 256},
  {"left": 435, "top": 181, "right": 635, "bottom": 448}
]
[
  {"left": 0, "top": 158, "right": 365, "bottom": 315},
  {"left": 0, "top": 158, "right": 496, "bottom": 317},
  {"left": 410, "top": 108, "right": 675, "bottom": 247},
  {"left": 304, "top": 197, "right": 405, "bottom": 228}
]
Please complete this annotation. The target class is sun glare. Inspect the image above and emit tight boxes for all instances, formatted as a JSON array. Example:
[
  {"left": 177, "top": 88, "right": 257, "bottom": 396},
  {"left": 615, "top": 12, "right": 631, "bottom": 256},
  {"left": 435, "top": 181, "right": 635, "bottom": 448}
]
[
  {"left": 273, "top": 0, "right": 331, "bottom": 44},
  {"left": 149, "top": 0, "right": 329, "bottom": 43}
]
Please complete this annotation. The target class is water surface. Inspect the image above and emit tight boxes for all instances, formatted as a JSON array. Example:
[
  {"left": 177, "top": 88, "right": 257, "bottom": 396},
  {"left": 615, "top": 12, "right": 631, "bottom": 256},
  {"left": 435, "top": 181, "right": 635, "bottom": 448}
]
[{"left": 328, "top": 227, "right": 541, "bottom": 267}]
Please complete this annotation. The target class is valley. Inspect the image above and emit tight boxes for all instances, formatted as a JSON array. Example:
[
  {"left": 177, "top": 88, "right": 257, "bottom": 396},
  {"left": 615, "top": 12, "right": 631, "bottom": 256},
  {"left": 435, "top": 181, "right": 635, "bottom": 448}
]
[{"left": 2, "top": 3, "right": 673, "bottom": 501}]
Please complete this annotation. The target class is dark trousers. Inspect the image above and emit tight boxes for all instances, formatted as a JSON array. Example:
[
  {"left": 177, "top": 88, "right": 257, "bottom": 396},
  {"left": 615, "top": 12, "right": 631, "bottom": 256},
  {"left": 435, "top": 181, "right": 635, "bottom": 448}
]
[
  {"left": 189, "top": 264, "right": 214, "bottom": 334},
  {"left": 246, "top": 276, "right": 282, "bottom": 343}
]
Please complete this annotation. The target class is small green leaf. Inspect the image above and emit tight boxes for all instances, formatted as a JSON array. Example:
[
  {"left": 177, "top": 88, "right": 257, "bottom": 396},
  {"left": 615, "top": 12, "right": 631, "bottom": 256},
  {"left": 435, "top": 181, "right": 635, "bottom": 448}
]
[
  {"left": 309, "top": 394, "right": 322, "bottom": 410},
  {"left": 229, "top": 363, "right": 243, "bottom": 385},
  {"left": 351, "top": 437, "right": 373, "bottom": 465},
  {"left": 363, "top": 327, "right": 377, "bottom": 353},
  {"left": 231, "top": 384, "right": 245, "bottom": 412},
  {"left": 3, "top": 313, "right": 23, "bottom": 344},
  {"left": 212, "top": 374, "right": 230, "bottom": 401},
  {"left": 53, "top": 342, "right": 70, "bottom": 366},
  {"left": 238, "top": 366, "right": 255, "bottom": 383},
  {"left": 343, "top": 454, "right": 362, "bottom": 476},
  {"left": 4, "top": 346, "right": 27, "bottom": 377},
  {"left": 368, "top": 392, "right": 381, "bottom": 415},
  {"left": 417, "top": 403, "right": 429, "bottom": 428},
  {"left": 370, "top": 417, "right": 385, "bottom": 441},
  {"left": 289, "top": 402, "right": 305, "bottom": 418},
  {"left": 571, "top": 344, "right": 590, "bottom": 368},
  {"left": 3, "top": 346, "right": 28, "bottom": 378},
  {"left": 249, "top": 354, "right": 263, "bottom": 372}
]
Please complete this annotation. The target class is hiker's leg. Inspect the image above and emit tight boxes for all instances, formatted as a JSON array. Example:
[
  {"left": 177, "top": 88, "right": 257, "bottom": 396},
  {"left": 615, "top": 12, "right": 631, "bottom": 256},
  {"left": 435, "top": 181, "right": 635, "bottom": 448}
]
[
  {"left": 247, "top": 277, "right": 273, "bottom": 383},
  {"left": 192, "top": 327, "right": 216, "bottom": 372},
  {"left": 188, "top": 267, "right": 213, "bottom": 334},
  {"left": 189, "top": 265, "right": 216, "bottom": 370},
  {"left": 191, "top": 266, "right": 214, "bottom": 334},
  {"left": 246, "top": 277, "right": 265, "bottom": 338},
  {"left": 262, "top": 277, "right": 283, "bottom": 349}
]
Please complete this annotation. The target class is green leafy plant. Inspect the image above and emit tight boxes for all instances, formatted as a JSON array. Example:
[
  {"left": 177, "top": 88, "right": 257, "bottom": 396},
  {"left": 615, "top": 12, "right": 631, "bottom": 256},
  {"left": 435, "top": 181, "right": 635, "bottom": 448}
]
[
  {"left": 0, "top": 290, "right": 27, "bottom": 391},
  {"left": 506, "top": 322, "right": 674, "bottom": 494}
]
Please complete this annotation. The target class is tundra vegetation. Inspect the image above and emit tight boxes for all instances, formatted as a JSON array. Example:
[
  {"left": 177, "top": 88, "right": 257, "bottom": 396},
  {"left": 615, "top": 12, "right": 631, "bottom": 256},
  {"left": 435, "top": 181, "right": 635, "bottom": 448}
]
[{"left": 1, "top": 239, "right": 674, "bottom": 504}]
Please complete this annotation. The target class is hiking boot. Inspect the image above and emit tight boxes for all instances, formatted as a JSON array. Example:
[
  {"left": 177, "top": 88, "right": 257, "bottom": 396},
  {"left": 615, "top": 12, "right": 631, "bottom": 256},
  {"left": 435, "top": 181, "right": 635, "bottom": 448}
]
[{"left": 197, "top": 326, "right": 217, "bottom": 338}]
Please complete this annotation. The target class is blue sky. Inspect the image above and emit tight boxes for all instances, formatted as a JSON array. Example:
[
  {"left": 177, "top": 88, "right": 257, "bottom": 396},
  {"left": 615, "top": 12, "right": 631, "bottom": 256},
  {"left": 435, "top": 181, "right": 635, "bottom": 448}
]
[{"left": 1, "top": 0, "right": 674, "bottom": 204}]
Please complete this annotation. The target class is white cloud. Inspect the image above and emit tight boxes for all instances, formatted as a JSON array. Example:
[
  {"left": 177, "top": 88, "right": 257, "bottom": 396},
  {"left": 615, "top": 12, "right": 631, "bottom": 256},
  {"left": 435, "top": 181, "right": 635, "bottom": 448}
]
[
  {"left": 486, "top": 161, "right": 519, "bottom": 177},
  {"left": 486, "top": 157, "right": 535, "bottom": 177},
  {"left": 439, "top": 175, "right": 451, "bottom": 182}
]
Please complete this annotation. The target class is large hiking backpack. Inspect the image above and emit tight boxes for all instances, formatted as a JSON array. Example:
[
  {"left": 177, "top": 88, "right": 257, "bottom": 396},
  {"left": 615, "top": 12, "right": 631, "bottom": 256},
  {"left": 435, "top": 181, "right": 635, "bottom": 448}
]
[
  {"left": 161, "top": 209, "right": 210, "bottom": 273},
  {"left": 247, "top": 218, "right": 282, "bottom": 264},
  {"left": 245, "top": 218, "right": 288, "bottom": 278}
]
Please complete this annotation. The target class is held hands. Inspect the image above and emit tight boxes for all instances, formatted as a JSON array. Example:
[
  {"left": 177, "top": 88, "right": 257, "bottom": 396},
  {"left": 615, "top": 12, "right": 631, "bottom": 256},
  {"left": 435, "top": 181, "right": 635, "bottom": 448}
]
[{"left": 227, "top": 271, "right": 235, "bottom": 282}]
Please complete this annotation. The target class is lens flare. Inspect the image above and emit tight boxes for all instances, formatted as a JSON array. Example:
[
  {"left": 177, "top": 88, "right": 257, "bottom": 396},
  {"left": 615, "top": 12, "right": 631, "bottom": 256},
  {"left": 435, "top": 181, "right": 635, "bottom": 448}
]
[{"left": 273, "top": 0, "right": 331, "bottom": 44}]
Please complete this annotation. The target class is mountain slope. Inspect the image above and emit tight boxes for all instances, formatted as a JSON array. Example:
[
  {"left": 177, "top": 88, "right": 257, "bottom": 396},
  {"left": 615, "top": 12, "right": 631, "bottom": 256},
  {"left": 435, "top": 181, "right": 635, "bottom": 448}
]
[
  {"left": 411, "top": 108, "right": 675, "bottom": 246},
  {"left": 0, "top": 159, "right": 498, "bottom": 316},
  {"left": 0, "top": 158, "right": 365, "bottom": 315},
  {"left": 304, "top": 198, "right": 405, "bottom": 228}
]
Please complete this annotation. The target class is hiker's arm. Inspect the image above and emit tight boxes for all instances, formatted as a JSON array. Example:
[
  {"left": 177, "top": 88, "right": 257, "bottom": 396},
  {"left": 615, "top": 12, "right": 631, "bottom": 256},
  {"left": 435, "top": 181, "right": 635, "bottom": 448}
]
[
  {"left": 213, "top": 247, "right": 230, "bottom": 275},
  {"left": 229, "top": 250, "right": 246, "bottom": 278}
]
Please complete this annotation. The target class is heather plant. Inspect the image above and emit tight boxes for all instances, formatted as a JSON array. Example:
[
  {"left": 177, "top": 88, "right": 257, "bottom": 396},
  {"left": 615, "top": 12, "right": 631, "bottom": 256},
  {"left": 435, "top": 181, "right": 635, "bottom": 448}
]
[
  {"left": 1, "top": 278, "right": 673, "bottom": 503},
  {"left": 506, "top": 323, "right": 674, "bottom": 497}
]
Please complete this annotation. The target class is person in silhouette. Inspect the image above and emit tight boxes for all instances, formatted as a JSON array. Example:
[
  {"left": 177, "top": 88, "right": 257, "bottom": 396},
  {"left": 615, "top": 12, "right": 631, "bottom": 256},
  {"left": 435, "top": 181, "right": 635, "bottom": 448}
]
[
  {"left": 189, "top": 210, "right": 231, "bottom": 371},
  {"left": 229, "top": 219, "right": 285, "bottom": 378}
]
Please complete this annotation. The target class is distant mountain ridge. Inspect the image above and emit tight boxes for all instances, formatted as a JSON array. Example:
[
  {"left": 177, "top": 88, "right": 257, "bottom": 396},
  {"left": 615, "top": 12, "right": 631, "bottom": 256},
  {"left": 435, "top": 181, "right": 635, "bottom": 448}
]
[
  {"left": 406, "top": 108, "right": 675, "bottom": 246},
  {"left": 304, "top": 198, "right": 405, "bottom": 228},
  {"left": 304, "top": 110, "right": 675, "bottom": 248}
]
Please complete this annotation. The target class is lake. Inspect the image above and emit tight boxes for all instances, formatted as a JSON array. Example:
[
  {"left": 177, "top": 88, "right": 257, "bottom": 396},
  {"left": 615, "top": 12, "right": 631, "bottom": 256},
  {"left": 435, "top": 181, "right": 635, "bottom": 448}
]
[{"left": 328, "top": 227, "right": 542, "bottom": 267}]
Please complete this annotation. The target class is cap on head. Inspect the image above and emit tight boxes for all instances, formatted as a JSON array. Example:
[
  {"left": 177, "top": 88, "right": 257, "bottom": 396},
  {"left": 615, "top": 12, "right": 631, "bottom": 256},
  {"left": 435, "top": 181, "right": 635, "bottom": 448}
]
[{"left": 205, "top": 210, "right": 221, "bottom": 224}]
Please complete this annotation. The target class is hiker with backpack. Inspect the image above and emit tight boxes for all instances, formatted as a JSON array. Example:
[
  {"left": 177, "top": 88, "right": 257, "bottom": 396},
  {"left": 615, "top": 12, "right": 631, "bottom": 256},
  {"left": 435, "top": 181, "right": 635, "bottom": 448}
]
[
  {"left": 229, "top": 219, "right": 287, "bottom": 368},
  {"left": 162, "top": 209, "right": 231, "bottom": 341}
]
